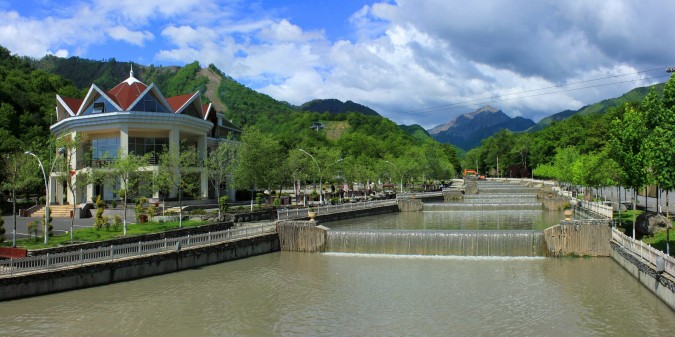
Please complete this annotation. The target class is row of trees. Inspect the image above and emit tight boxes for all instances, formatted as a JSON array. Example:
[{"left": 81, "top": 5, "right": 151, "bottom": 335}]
[{"left": 527, "top": 75, "right": 675, "bottom": 239}]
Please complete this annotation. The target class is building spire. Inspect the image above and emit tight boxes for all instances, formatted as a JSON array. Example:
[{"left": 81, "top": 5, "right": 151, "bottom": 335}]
[{"left": 123, "top": 64, "right": 141, "bottom": 85}]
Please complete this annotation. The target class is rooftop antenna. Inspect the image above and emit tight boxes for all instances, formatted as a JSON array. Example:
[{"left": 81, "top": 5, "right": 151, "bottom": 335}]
[{"left": 130, "top": 64, "right": 134, "bottom": 78}]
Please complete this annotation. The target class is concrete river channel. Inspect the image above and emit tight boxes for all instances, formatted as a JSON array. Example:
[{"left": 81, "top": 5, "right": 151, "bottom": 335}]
[{"left": 1, "top": 181, "right": 673, "bottom": 336}]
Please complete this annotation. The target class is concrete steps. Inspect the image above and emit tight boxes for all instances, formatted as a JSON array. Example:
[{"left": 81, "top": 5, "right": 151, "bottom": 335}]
[{"left": 30, "top": 205, "right": 74, "bottom": 218}]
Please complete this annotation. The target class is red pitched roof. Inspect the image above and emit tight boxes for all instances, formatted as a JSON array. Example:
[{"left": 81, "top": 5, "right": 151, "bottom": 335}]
[
  {"left": 61, "top": 97, "right": 83, "bottom": 113},
  {"left": 166, "top": 93, "right": 194, "bottom": 113},
  {"left": 202, "top": 103, "right": 209, "bottom": 115},
  {"left": 107, "top": 79, "right": 148, "bottom": 110}
]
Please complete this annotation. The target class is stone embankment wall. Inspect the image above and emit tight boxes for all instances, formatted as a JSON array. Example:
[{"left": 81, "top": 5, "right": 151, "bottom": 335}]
[
  {"left": 397, "top": 199, "right": 423, "bottom": 212},
  {"left": 541, "top": 197, "right": 568, "bottom": 211},
  {"left": 276, "top": 221, "right": 328, "bottom": 252},
  {"left": 443, "top": 191, "right": 464, "bottom": 201},
  {"left": 0, "top": 234, "right": 279, "bottom": 301},
  {"left": 464, "top": 180, "right": 478, "bottom": 195},
  {"left": 611, "top": 242, "right": 675, "bottom": 311},
  {"left": 544, "top": 220, "right": 612, "bottom": 257}
]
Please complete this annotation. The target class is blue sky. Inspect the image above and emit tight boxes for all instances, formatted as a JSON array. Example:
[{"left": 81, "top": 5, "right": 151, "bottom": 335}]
[{"left": 1, "top": 0, "right": 674, "bottom": 128}]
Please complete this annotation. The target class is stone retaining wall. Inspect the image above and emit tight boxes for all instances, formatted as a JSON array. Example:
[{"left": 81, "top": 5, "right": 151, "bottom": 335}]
[
  {"left": 276, "top": 221, "right": 328, "bottom": 252},
  {"left": 397, "top": 199, "right": 423, "bottom": 212},
  {"left": 443, "top": 191, "right": 464, "bottom": 201},
  {"left": 541, "top": 197, "right": 568, "bottom": 211},
  {"left": 0, "top": 234, "right": 280, "bottom": 301},
  {"left": 611, "top": 242, "right": 675, "bottom": 311},
  {"left": 544, "top": 221, "right": 612, "bottom": 257}
]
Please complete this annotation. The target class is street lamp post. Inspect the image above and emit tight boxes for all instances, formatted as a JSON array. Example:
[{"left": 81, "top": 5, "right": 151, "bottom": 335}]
[
  {"left": 6, "top": 155, "right": 18, "bottom": 247},
  {"left": 26, "top": 148, "right": 64, "bottom": 244},
  {"left": 299, "top": 149, "right": 322, "bottom": 204},
  {"left": 299, "top": 149, "right": 342, "bottom": 205}
]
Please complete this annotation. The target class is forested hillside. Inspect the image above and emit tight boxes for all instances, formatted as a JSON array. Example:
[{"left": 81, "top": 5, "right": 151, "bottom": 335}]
[
  {"left": 0, "top": 46, "right": 80, "bottom": 154},
  {"left": 530, "top": 83, "right": 665, "bottom": 131}
]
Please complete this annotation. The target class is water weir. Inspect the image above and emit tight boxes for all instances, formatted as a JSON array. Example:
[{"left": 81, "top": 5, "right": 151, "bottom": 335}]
[{"left": 325, "top": 230, "right": 547, "bottom": 256}]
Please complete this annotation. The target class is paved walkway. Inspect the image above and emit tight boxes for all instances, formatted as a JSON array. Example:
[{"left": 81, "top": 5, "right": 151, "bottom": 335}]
[{"left": 597, "top": 186, "right": 675, "bottom": 215}]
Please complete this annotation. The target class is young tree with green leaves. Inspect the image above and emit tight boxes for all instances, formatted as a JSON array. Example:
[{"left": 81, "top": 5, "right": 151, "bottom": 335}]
[
  {"left": 106, "top": 149, "right": 151, "bottom": 235},
  {"left": 1, "top": 153, "right": 32, "bottom": 247},
  {"left": 643, "top": 76, "right": 675, "bottom": 253},
  {"left": 156, "top": 143, "right": 200, "bottom": 227},
  {"left": 54, "top": 133, "right": 91, "bottom": 242},
  {"left": 284, "top": 149, "right": 313, "bottom": 206},
  {"left": 234, "top": 127, "right": 282, "bottom": 211},
  {"left": 207, "top": 140, "right": 239, "bottom": 219},
  {"left": 610, "top": 104, "right": 648, "bottom": 239}
]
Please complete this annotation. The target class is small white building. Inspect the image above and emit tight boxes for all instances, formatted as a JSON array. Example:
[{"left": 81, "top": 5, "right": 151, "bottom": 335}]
[{"left": 50, "top": 67, "right": 240, "bottom": 205}]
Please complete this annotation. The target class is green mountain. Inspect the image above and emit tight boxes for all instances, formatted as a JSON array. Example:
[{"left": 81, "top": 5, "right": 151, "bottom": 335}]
[
  {"left": 300, "top": 99, "right": 380, "bottom": 116},
  {"left": 398, "top": 124, "right": 435, "bottom": 143},
  {"left": 530, "top": 83, "right": 665, "bottom": 131}
]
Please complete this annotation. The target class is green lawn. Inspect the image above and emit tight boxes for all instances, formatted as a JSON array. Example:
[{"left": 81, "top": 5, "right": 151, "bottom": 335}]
[
  {"left": 615, "top": 209, "right": 673, "bottom": 257},
  {"left": 3, "top": 219, "right": 207, "bottom": 250}
]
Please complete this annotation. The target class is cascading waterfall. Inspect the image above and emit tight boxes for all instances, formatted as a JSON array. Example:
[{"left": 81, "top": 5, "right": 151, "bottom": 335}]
[
  {"left": 323, "top": 180, "right": 564, "bottom": 257},
  {"left": 326, "top": 230, "right": 547, "bottom": 256},
  {"left": 425, "top": 202, "right": 542, "bottom": 211},
  {"left": 463, "top": 193, "right": 538, "bottom": 203}
]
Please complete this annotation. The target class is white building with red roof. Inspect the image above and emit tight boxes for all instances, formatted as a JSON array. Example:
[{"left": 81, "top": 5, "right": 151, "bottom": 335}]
[{"left": 50, "top": 67, "right": 241, "bottom": 205}]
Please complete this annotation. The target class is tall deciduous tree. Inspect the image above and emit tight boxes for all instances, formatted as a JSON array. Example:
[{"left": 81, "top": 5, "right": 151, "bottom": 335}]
[
  {"left": 156, "top": 143, "right": 199, "bottom": 227},
  {"left": 107, "top": 149, "right": 151, "bottom": 235},
  {"left": 1, "top": 152, "right": 32, "bottom": 247},
  {"left": 207, "top": 140, "right": 239, "bottom": 219},
  {"left": 609, "top": 104, "right": 648, "bottom": 239},
  {"left": 234, "top": 127, "right": 282, "bottom": 211},
  {"left": 54, "top": 134, "right": 91, "bottom": 242}
]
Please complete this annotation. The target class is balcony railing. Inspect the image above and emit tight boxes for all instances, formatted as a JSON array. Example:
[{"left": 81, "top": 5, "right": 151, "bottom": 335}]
[{"left": 76, "top": 156, "right": 160, "bottom": 169}]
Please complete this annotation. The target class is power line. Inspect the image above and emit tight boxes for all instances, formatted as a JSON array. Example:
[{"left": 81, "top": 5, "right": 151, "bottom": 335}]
[{"left": 391, "top": 67, "right": 670, "bottom": 118}]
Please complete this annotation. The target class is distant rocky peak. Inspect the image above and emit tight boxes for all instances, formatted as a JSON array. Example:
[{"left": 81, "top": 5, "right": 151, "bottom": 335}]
[{"left": 466, "top": 105, "right": 500, "bottom": 118}]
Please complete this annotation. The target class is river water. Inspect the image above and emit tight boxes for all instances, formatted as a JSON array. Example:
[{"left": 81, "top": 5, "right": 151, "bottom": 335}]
[{"left": 1, "top": 252, "right": 673, "bottom": 337}]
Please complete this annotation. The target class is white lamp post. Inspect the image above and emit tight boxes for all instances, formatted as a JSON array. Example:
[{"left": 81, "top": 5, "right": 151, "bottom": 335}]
[
  {"left": 299, "top": 149, "right": 322, "bottom": 205},
  {"left": 299, "top": 149, "right": 343, "bottom": 205},
  {"left": 25, "top": 148, "right": 64, "bottom": 244}
]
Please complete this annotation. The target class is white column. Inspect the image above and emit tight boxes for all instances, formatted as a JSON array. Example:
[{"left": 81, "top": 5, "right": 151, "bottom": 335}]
[
  {"left": 118, "top": 126, "right": 129, "bottom": 196},
  {"left": 86, "top": 179, "right": 94, "bottom": 203},
  {"left": 119, "top": 125, "right": 129, "bottom": 156}
]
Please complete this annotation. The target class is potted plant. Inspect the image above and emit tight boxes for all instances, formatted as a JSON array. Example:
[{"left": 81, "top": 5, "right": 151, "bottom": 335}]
[{"left": 308, "top": 207, "right": 317, "bottom": 222}]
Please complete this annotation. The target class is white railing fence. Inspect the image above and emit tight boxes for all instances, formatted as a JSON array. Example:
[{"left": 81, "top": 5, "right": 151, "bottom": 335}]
[
  {"left": 277, "top": 199, "right": 398, "bottom": 221},
  {"left": 0, "top": 224, "right": 276, "bottom": 277},
  {"left": 579, "top": 200, "right": 614, "bottom": 218},
  {"left": 611, "top": 228, "right": 674, "bottom": 278}
]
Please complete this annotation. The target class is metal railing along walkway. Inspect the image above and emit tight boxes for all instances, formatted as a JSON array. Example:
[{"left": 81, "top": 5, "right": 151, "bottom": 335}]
[
  {"left": 611, "top": 228, "right": 674, "bottom": 278},
  {"left": 277, "top": 200, "right": 398, "bottom": 221},
  {"left": 0, "top": 223, "right": 276, "bottom": 277}
]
